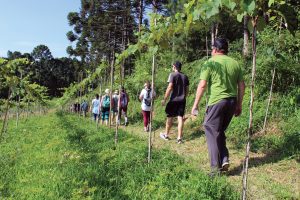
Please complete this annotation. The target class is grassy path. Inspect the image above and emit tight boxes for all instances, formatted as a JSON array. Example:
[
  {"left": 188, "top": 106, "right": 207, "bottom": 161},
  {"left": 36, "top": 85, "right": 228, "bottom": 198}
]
[
  {"left": 122, "top": 119, "right": 299, "bottom": 200},
  {"left": 0, "top": 112, "right": 239, "bottom": 199},
  {"left": 0, "top": 112, "right": 298, "bottom": 199}
]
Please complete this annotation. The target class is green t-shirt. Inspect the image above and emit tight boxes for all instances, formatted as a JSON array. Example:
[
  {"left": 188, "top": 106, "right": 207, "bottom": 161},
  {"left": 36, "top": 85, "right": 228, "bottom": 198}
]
[{"left": 200, "top": 55, "right": 243, "bottom": 106}]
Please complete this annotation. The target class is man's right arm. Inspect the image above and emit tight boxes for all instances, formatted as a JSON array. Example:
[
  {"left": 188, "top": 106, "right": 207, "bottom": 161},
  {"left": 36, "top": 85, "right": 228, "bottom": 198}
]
[
  {"left": 191, "top": 80, "right": 207, "bottom": 115},
  {"left": 235, "top": 80, "right": 245, "bottom": 116}
]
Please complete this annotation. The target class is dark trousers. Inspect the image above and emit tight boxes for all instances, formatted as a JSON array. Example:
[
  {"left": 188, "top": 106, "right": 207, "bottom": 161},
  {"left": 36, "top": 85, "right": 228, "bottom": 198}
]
[
  {"left": 142, "top": 110, "right": 150, "bottom": 127},
  {"left": 204, "top": 98, "right": 236, "bottom": 170}
]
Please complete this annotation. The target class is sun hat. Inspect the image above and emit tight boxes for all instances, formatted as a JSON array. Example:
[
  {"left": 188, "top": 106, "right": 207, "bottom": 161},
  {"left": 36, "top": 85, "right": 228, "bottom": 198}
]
[
  {"left": 114, "top": 90, "right": 118, "bottom": 94},
  {"left": 105, "top": 88, "right": 110, "bottom": 94}
]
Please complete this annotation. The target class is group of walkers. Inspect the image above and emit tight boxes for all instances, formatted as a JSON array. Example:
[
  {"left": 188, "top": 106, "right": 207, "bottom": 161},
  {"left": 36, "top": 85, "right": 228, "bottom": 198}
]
[
  {"left": 158, "top": 38, "right": 245, "bottom": 175},
  {"left": 74, "top": 38, "right": 245, "bottom": 175},
  {"left": 89, "top": 87, "right": 129, "bottom": 126}
]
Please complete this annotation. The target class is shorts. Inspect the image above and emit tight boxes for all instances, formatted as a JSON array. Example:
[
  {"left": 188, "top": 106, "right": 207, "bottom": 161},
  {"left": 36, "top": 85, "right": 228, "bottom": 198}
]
[
  {"left": 112, "top": 107, "right": 118, "bottom": 113},
  {"left": 101, "top": 107, "right": 110, "bottom": 120},
  {"left": 93, "top": 113, "right": 99, "bottom": 121},
  {"left": 165, "top": 101, "right": 186, "bottom": 117}
]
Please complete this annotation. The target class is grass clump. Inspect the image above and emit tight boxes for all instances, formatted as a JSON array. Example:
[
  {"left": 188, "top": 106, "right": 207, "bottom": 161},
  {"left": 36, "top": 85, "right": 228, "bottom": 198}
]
[{"left": 0, "top": 112, "right": 239, "bottom": 199}]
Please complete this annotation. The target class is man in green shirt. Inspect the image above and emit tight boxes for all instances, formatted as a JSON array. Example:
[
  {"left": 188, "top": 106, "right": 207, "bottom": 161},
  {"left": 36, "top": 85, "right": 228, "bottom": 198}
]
[{"left": 191, "top": 38, "right": 245, "bottom": 175}]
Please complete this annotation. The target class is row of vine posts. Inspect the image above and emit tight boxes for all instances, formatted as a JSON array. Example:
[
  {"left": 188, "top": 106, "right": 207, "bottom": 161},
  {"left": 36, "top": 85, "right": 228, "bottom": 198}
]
[
  {"left": 59, "top": 1, "right": 297, "bottom": 199},
  {"left": 0, "top": 58, "right": 49, "bottom": 140}
]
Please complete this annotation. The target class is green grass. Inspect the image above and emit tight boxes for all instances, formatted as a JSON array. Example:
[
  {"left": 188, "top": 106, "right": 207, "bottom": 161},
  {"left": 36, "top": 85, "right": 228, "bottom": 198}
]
[{"left": 0, "top": 112, "right": 239, "bottom": 199}]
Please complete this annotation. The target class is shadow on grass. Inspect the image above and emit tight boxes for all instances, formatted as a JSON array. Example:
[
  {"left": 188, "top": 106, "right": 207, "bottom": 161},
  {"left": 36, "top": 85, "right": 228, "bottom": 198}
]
[
  {"left": 128, "top": 110, "right": 143, "bottom": 125},
  {"left": 228, "top": 131, "right": 300, "bottom": 176},
  {"left": 184, "top": 128, "right": 205, "bottom": 142}
]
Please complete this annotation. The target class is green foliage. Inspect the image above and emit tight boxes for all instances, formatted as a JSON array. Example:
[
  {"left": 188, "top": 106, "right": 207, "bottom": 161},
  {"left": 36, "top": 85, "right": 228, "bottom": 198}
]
[
  {"left": 256, "top": 29, "right": 300, "bottom": 94},
  {"left": 251, "top": 109, "right": 300, "bottom": 158},
  {"left": 0, "top": 58, "right": 49, "bottom": 115},
  {"left": 0, "top": 113, "right": 239, "bottom": 199},
  {"left": 31, "top": 44, "right": 53, "bottom": 61}
]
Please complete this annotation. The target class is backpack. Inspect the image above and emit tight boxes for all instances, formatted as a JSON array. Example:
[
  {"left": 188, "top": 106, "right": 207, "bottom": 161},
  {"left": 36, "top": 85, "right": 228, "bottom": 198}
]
[
  {"left": 112, "top": 95, "right": 118, "bottom": 107},
  {"left": 144, "top": 89, "right": 151, "bottom": 107},
  {"left": 120, "top": 92, "right": 128, "bottom": 108},
  {"left": 102, "top": 95, "right": 110, "bottom": 108}
]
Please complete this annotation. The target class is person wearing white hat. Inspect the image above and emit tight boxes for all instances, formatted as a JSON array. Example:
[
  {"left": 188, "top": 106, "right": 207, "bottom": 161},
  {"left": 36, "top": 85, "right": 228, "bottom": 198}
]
[{"left": 100, "top": 89, "right": 111, "bottom": 125}]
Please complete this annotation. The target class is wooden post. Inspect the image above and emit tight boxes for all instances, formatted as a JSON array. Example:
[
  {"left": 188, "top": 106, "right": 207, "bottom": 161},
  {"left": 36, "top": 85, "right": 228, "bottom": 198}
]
[
  {"left": 242, "top": 16, "right": 258, "bottom": 200},
  {"left": 115, "top": 85, "right": 121, "bottom": 145},
  {"left": 79, "top": 71, "right": 83, "bottom": 117},
  {"left": 148, "top": 2, "right": 157, "bottom": 163},
  {"left": 109, "top": 16, "right": 117, "bottom": 128},
  {"left": 16, "top": 71, "right": 23, "bottom": 127},
  {"left": 109, "top": 51, "right": 115, "bottom": 128},
  {"left": 263, "top": 68, "right": 276, "bottom": 133}
]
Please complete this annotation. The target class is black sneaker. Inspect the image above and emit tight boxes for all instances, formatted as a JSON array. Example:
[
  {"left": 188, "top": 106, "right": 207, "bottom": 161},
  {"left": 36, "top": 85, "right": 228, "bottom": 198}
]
[
  {"left": 221, "top": 162, "right": 230, "bottom": 172},
  {"left": 176, "top": 138, "right": 183, "bottom": 144}
]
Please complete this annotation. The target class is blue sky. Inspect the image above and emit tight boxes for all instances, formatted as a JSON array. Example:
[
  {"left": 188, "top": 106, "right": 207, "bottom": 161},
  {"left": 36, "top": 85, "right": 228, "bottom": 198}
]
[{"left": 0, "top": 0, "right": 81, "bottom": 58}]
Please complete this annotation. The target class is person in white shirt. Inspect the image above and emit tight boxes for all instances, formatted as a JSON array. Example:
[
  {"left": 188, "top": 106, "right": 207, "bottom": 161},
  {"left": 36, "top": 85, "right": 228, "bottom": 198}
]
[
  {"left": 112, "top": 90, "right": 119, "bottom": 124},
  {"left": 139, "top": 81, "right": 156, "bottom": 132},
  {"left": 90, "top": 94, "right": 100, "bottom": 122}
]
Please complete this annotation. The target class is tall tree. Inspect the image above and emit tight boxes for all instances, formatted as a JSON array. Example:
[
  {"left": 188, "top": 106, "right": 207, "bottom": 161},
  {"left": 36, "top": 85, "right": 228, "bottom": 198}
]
[
  {"left": 243, "top": 15, "right": 249, "bottom": 57},
  {"left": 31, "top": 45, "right": 53, "bottom": 61}
]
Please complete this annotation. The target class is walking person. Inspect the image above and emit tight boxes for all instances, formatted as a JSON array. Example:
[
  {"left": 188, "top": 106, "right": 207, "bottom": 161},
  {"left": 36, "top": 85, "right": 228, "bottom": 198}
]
[
  {"left": 111, "top": 90, "right": 119, "bottom": 125},
  {"left": 139, "top": 81, "right": 156, "bottom": 132},
  {"left": 119, "top": 86, "right": 129, "bottom": 126},
  {"left": 191, "top": 38, "right": 245, "bottom": 175},
  {"left": 101, "top": 89, "right": 111, "bottom": 126},
  {"left": 90, "top": 94, "right": 100, "bottom": 122},
  {"left": 80, "top": 99, "right": 89, "bottom": 117},
  {"left": 160, "top": 61, "right": 189, "bottom": 144}
]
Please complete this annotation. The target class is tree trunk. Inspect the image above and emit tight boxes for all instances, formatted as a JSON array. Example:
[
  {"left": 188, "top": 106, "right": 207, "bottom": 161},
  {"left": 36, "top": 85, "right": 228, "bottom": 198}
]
[
  {"left": 205, "top": 35, "right": 209, "bottom": 58},
  {"left": 138, "top": 0, "right": 144, "bottom": 36},
  {"left": 243, "top": 15, "right": 249, "bottom": 57},
  {"left": 121, "top": 10, "right": 126, "bottom": 83},
  {"left": 242, "top": 16, "right": 258, "bottom": 200},
  {"left": 1, "top": 87, "right": 11, "bottom": 138},
  {"left": 211, "top": 24, "right": 215, "bottom": 46},
  {"left": 215, "top": 23, "right": 219, "bottom": 38},
  {"left": 16, "top": 72, "right": 23, "bottom": 127},
  {"left": 263, "top": 68, "right": 276, "bottom": 133}
]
